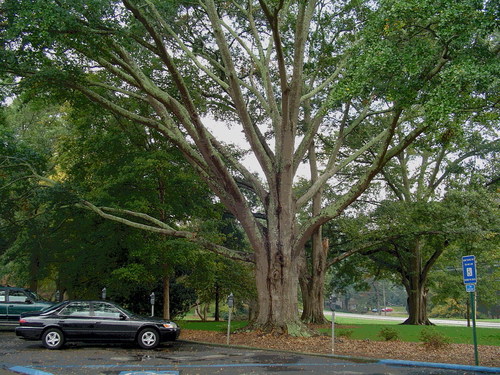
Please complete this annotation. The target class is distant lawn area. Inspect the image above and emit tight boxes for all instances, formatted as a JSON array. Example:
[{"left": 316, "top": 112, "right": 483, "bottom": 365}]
[{"left": 179, "top": 319, "right": 500, "bottom": 347}]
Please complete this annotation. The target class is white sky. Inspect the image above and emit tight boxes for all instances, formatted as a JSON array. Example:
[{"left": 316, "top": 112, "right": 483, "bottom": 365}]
[{"left": 206, "top": 118, "right": 311, "bottom": 181}]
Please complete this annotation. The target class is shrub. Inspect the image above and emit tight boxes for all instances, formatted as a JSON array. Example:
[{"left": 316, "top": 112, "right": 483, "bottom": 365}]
[
  {"left": 378, "top": 327, "right": 400, "bottom": 341},
  {"left": 336, "top": 329, "right": 353, "bottom": 339},
  {"left": 419, "top": 327, "right": 451, "bottom": 350}
]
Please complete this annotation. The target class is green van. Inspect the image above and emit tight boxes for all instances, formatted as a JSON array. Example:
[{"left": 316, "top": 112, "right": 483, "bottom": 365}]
[{"left": 0, "top": 286, "right": 54, "bottom": 325}]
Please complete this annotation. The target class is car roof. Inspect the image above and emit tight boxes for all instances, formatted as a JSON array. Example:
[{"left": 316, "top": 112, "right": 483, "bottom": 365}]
[{"left": 0, "top": 285, "right": 29, "bottom": 291}]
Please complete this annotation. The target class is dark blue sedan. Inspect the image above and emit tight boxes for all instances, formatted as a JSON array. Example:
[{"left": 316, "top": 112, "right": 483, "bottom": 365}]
[{"left": 15, "top": 300, "right": 180, "bottom": 349}]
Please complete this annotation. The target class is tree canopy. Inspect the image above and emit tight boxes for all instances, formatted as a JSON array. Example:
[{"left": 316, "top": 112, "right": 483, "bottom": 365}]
[{"left": 1, "top": 0, "right": 498, "bottom": 333}]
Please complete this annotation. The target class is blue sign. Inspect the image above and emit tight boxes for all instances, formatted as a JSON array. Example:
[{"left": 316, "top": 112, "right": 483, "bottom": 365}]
[
  {"left": 466, "top": 284, "right": 476, "bottom": 293},
  {"left": 462, "top": 255, "right": 477, "bottom": 284}
]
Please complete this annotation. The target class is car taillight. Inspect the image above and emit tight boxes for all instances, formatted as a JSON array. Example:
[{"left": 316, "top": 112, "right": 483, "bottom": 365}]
[{"left": 19, "top": 318, "right": 27, "bottom": 324}]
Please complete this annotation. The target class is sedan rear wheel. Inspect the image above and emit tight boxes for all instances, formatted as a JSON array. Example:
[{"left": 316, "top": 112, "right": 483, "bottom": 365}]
[
  {"left": 137, "top": 328, "right": 159, "bottom": 349},
  {"left": 42, "top": 328, "right": 64, "bottom": 349}
]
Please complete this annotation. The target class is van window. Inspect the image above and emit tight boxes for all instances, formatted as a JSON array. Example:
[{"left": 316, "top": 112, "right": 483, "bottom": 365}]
[
  {"left": 8, "top": 290, "right": 30, "bottom": 303},
  {"left": 0, "top": 291, "right": 5, "bottom": 302}
]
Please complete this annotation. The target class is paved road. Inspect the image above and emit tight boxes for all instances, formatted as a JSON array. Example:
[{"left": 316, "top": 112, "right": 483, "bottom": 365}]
[
  {"left": 332, "top": 312, "right": 500, "bottom": 328},
  {"left": 1, "top": 330, "right": 498, "bottom": 375}
]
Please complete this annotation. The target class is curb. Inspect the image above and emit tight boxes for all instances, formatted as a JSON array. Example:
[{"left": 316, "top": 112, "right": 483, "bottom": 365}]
[
  {"left": 180, "top": 339, "right": 500, "bottom": 374},
  {"left": 379, "top": 359, "right": 500, "bottom": 374}
]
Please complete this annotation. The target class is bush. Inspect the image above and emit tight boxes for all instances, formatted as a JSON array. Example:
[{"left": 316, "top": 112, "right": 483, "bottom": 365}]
[
  {"left": 378, "top": 327, "right": 400, "bottom": 341},
  {"left": 336, "top": 329, "right": 353, "bottom": 339},
  {"left": 419, "top": 327, "right": 451, "bottom": 350}
]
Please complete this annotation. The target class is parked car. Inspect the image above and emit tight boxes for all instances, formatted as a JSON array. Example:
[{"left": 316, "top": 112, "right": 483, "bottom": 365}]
[
  {"left": 381, "top": 307, "right": 393, "bottom": 312},
  {"left": 15, "top": 300, "right": 180, "bottom": 349},
  {"left": 0, "top": 286, "right": 54, "bottom": 325}
]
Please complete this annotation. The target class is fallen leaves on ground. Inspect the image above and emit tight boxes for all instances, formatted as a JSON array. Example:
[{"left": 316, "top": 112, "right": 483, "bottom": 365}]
[{"left": 180, "top": 327, "right": 500, "bottom": 368}]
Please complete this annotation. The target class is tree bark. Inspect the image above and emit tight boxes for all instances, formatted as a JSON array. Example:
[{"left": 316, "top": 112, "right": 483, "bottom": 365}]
[
  {"left": 403, "top": 284, "right": 432, "bottom": 325},
  {"left": 214, "top": 283, "right": 220, "bottom": 322},
  {"left": 299, "top": 137, "right": 328, "bottom": 324},
  {"left": 249, "top": 196, "right": 310, "bottom": 334},
  {"left": 252, "top": 243, "right": 304, "bottom": 333},
  {"left": 300, "top": 237, "right": 329, "bottom": 324},
  {"left": 162, "top": 267, "right": 170, "bottom": 320},
  {"left": 400, "top": 240, "right": 433, "bottom": 325}
]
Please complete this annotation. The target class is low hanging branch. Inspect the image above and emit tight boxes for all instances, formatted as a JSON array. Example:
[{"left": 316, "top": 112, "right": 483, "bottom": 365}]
[
  {"left": 78, "top": 201, "right": 255, "bottom": 263},
  {"left": 1, "top": 156, "right": 254, "bottom": 263}
]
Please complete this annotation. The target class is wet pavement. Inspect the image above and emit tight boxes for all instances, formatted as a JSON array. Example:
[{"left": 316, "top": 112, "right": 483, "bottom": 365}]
[{"left": 0, "top": 329, "right": 497, "bottom": 374}]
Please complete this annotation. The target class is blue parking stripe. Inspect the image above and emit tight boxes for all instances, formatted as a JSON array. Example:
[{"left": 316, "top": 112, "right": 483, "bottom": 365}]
[
  {"left": 118, "top": 372, "right": 179, "bottom": 375},
  {"left": 8, "top": 366, "right": 54, "bottom": 375}
]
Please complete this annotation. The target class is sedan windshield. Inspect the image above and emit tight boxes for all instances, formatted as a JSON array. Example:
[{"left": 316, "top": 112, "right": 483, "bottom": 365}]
[
  {"left": 41, "top": 301, "right": 65, "bottom": 312},
  {"left": 25, "top": 290, "right": 46, "bottom": 302}
]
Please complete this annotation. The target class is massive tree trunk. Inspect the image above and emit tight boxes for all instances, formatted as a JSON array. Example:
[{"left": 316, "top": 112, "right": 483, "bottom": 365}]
[
  {"left": 162, "top": 268, "right": 170, "bottom": 320},
  {"left": 250, "top": 191, "right": 308, "bottom": 334},
  {"left": 403, "top": 283, "right": 432, "bottom": 325},
  {"left": 254, "top": 251, "right": 303, "bottom": 333},
  {"left": 399, "top": 239, "right": 433, "bottom": 325},
  {"left": 300, "top": 236, "right": 329, "bottom": 324},
  {"left": 299, "top": 139, "right": 328, "bottom": 324}
]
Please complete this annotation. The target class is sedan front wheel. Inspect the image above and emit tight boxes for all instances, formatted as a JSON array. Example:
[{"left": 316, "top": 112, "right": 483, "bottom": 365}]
[
  {"left": 137, "top": 328, "right": 159, "bottom": 349},
  {"left": 42, "top": 328, "right": 64, "bottom": 350}
]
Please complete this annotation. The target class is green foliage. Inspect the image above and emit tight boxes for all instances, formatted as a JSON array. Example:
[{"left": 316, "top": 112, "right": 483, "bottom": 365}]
[
  {"left": 336, "top": 329, "right": 354, "bottom": 339},
  {"left": 419, "top": 327, "right": 451, "bottom": 350},
  {"left": 1, "top": 0, "right": 498, "bottom": 331},
  {"left": 429, "top": 299, "right": 465, "bottom": 319},
  {"left": 378, "top": 327, "right": 400, "bottom": 341},
  {"left": 0, "top": 94, "right": 232, "bottom": 317}
]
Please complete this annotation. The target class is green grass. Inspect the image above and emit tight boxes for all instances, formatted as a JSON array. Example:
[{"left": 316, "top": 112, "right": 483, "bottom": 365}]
[
  {"left": 178, "top": 319, "right": 500, "bottom": 346},
  {"left": 180, "top": 320, "right": 249, "bottom": 333},
  {"left": 322, "top": 324, "right": 500, "bottom": 346},
  {"left": 334, "top": 316, "right": 403, "bottom": 325}
]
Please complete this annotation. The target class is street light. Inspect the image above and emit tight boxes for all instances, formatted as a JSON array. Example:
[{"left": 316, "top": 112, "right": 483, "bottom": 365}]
[
  {"left": 329, "top": 294, "right": 336, "bottom": 354},
  {"left": 150, "top": 292, "right": 155, "bottom": 317},
  {"left": 226, "top": 293, "right": 234, "bottom": 345}
]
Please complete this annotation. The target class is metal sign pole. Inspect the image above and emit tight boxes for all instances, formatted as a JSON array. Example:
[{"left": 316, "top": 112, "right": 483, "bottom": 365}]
[
  {"left": 331, "top": 309, "right": 335, "bottom": 354},
  {"left": 471, "top": 291, "right": 479, "bottom": 366},
  {"left": 462, "top": 255, "right": 479, "bottom": 366}
]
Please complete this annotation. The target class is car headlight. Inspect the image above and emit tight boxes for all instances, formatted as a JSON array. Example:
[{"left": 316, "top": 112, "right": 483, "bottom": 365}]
[{"left": 162, "top": 322, "right": 177, "bottom": 329}]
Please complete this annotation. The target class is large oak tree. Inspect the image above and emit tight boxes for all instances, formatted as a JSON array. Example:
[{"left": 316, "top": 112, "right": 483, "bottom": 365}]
[{"left": 1, "top": 0, "right": 497, "bottom": 333}]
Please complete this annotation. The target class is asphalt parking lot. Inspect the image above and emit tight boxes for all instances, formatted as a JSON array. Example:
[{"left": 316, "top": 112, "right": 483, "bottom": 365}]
[{"left": 0, "top": 329, "right": 497, "bottom": 375}]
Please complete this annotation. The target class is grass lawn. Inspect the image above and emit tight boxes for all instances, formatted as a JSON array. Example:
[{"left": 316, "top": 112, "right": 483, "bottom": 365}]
[
  {"left": 179, "top": 319, "right": 500, "bottom": 347},
  {"left": 325, "top": 323, "right": 500, "bottom": 346}
]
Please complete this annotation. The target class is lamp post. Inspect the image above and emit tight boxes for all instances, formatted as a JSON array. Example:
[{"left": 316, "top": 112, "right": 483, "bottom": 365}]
[
  {"left": 329, "top": 294, "right": 336, "bottom": 354},
  {"left": 150, "top": 292, "right": 155, "bottom": 317},
  {"left": 226, "top": 293, "right": 234, "bottom": 345}
]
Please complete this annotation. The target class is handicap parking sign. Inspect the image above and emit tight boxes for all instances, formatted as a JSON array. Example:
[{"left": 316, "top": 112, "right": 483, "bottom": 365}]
[{"left": 462, "top": 255, "right": 477, "bottom": 284}]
